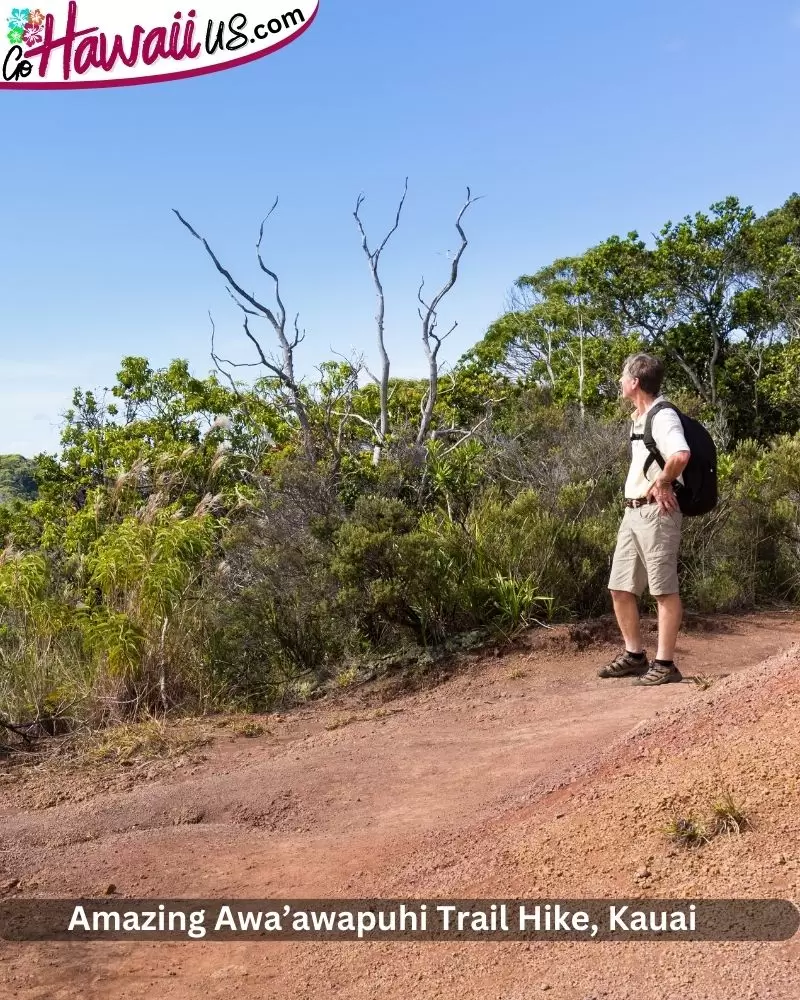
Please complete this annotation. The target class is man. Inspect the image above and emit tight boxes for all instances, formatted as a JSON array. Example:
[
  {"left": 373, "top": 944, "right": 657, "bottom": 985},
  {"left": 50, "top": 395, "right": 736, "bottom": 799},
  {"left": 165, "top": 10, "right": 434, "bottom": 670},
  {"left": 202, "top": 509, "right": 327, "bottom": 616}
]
[{"left": 599, "top": 353, "right": 691, "bottom": 686}]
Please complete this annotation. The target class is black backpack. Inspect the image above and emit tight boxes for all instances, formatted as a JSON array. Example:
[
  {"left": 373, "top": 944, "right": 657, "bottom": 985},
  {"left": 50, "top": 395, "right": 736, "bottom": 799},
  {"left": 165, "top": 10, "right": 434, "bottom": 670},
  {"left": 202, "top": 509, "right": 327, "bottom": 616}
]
[{"left": 631, "top": 401, "right": 718, "bottom": 517}]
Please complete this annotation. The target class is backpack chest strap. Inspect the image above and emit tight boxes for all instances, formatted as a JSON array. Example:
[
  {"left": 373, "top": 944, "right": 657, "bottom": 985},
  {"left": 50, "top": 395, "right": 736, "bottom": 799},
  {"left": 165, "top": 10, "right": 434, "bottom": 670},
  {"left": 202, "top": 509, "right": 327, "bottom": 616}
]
[{"left": 630, "top": 430, "right": 665, "bottom": 476}]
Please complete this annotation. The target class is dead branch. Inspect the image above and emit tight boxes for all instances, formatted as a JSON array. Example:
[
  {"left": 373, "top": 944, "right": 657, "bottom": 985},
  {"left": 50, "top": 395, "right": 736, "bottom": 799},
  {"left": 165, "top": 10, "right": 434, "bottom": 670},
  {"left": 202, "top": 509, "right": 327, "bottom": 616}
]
[
  {"left": 174, "top": 204, "right": 316, "bottom": 460},
  {"left": 0, "top": 716, "right": 34, "bottom": 744},
  {"left": 440, "top": 413, "right": 491, "bottom": 456},
  {"left": 416, "top": 188, "right": 481, "bottom": 445},
  {"left": 209, "top": 313, "right": 249, "bottom": 399},
  {"left": 354, "top": 178, "right": 409, "bottom": 465},
  {"left": 333, "top": 410, "right": 378, "bottom": 432},
  {"left": 430, "top": 396, "right": 506, "bottom": 455}
]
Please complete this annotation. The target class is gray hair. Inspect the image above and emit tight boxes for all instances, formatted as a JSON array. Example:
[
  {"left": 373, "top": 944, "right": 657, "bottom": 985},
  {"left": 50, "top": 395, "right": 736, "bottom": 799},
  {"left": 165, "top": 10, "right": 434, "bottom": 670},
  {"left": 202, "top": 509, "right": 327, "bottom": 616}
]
[{"left": 624, "top": 353, "right": 664, "bottom": 396}]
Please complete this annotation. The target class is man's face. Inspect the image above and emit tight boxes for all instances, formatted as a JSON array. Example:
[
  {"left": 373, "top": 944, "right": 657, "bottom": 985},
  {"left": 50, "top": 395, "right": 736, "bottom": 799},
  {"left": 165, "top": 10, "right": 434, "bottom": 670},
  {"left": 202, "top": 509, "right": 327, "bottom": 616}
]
[{"left": 619, "top": 367, "right": 638, "bottom": 400}]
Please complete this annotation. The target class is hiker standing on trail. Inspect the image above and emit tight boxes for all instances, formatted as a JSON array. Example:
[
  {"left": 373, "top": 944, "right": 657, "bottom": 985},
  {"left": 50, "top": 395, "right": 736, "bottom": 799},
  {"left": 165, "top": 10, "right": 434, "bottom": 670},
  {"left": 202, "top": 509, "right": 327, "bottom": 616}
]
[{"left": 599, "top": 353, "right": 692, "bottom": 686}]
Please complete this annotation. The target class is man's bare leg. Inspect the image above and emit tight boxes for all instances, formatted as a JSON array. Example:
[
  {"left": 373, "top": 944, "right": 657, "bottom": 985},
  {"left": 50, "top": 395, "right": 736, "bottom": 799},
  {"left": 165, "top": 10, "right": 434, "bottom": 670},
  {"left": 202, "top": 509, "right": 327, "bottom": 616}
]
[
  {"left": 654, "top": 592, "right": 682, "bottom": 661},
  {"left": 610, "top": 589, "right": 643, "bottom": 652}
]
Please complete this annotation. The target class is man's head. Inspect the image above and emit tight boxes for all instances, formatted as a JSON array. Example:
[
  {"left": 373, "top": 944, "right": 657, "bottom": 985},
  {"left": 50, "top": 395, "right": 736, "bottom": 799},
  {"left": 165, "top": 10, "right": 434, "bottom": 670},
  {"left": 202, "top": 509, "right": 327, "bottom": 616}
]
[{"left": 620, "top": 353, "right": 664, "bottom": 401}]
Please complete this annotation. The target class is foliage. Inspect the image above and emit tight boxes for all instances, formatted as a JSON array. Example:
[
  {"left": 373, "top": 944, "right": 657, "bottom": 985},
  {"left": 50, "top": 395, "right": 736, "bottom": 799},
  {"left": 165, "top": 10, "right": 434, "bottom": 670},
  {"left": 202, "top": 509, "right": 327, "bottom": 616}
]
[
  {"left": 0, "top": 455, "right": 37, "bottom": 503},
  {"left": 466, "top": 192, "right": 800, "bottom": 446},
  {"left": 5, "top": 191, "right": 800, "bottom": 729}
]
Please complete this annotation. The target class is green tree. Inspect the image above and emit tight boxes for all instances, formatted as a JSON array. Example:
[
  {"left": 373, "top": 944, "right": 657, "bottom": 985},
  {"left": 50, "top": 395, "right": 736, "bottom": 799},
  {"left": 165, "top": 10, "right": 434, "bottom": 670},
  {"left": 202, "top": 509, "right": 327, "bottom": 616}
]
[{"left": 0, "top": 456, "right": 37, "bottom": 503}]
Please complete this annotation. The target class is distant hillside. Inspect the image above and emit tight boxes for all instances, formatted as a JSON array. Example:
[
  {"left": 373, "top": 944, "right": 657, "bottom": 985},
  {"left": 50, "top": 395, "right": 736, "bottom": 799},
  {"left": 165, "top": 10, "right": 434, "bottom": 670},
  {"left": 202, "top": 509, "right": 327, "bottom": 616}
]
[{"left": 0, "top": 455, "right": 37, "bottom": 503}]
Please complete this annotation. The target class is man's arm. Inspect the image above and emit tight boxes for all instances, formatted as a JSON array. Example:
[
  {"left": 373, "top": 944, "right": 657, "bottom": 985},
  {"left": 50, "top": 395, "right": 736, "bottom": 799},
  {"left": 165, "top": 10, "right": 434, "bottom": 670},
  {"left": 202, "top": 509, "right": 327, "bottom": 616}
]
[{"left": 647, "top": 451, "right": 691, "bottom": 513}]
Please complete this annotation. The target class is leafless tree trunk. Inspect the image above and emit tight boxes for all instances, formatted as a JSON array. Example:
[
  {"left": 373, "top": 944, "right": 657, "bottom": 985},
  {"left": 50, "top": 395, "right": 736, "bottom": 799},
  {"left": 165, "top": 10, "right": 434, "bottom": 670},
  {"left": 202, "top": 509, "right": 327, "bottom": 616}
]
[
  {"left": 353, "top": 179, "right": 408, "bottom": 465},
  {"left": 174, "top": 199, "right": 317, "bottom": 461},
  {"left": 416, "top": 188, "right": 480, "bottom": 445},
  {"left": 564, "top": 308, "right": 586, "bottom": 422}
]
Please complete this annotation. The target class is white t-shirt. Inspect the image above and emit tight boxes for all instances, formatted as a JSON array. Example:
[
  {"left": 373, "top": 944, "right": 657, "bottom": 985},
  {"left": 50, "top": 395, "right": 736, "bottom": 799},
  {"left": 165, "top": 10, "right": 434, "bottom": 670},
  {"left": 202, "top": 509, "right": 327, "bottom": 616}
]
[{"left": 624, "top": 396, "right": 690, "bottom": 499}]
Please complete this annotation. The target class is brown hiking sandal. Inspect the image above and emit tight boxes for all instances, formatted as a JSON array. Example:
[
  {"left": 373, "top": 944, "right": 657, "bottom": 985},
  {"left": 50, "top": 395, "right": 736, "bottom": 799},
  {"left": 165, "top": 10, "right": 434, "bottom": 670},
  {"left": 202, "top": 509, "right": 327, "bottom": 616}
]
[
  {"left": 598, "top": 650, "right": 649, "bottom": 678},
  {"left": 632, "top": 661, "right": 683, "bottom": 686}
]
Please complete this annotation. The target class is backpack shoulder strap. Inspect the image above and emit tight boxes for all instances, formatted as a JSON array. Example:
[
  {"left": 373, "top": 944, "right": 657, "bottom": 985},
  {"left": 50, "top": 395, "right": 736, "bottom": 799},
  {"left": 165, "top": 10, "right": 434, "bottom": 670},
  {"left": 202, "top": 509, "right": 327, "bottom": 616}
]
[{"left": 640, "top": 400, "right": 677, "bottom": 475}]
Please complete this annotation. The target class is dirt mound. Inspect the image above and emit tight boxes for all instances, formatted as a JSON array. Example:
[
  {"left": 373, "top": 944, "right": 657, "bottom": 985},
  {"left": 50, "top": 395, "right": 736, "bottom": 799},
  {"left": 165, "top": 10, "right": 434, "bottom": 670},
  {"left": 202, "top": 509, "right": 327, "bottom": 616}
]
[{"left": 1, "top": 611, "right": 799, "bottom": 999}]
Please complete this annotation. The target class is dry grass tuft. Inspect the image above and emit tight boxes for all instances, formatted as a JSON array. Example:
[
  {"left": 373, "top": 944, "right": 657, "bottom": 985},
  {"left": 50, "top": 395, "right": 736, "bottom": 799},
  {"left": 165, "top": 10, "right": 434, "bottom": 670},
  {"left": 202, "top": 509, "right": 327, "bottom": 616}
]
[
  {"left": 663, "top": 814, "right": 712, "bottom": 849},
  {"left": 83, "top": 718, "right": 212, "bottom": 765},
  {"left": 710, "top": 788, "right": 751, "bottom": 836},
  {"left": 325, "top": 714, "right": 359, "bottom": 731}
]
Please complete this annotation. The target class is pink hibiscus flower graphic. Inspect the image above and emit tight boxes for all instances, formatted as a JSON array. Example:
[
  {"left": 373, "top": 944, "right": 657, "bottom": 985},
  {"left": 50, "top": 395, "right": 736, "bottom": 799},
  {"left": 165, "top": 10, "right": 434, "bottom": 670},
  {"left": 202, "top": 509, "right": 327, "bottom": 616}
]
[{"left": 23, "top": 21, "right": 42, "bottom": 44}]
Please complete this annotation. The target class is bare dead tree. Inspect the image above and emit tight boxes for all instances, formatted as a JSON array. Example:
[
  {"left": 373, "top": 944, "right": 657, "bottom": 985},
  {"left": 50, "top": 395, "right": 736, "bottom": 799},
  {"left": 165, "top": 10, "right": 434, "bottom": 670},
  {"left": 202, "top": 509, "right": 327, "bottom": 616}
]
[
  {"left": 174, "top": 199, "right": 317, "bottom": 461},
  {"left": 353, "top": 178, "right": 409, "bottom": 465},
  {"left": 416, "top": 188, "right": 481, "bottom": 445}
]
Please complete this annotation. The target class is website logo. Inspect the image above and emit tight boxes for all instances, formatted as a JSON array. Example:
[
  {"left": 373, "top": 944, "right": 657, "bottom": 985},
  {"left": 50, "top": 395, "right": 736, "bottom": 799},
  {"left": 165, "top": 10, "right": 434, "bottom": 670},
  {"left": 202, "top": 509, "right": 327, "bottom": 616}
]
[{"left": 2, "top": 1, "right": 318, "bottom": 89}]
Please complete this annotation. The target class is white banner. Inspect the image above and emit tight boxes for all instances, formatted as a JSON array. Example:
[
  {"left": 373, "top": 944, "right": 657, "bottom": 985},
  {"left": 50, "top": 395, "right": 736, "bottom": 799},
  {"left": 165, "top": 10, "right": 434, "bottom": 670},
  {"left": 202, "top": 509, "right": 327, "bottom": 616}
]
[{"left": 2, "top": 0, "right": 318, "bottom": 88}]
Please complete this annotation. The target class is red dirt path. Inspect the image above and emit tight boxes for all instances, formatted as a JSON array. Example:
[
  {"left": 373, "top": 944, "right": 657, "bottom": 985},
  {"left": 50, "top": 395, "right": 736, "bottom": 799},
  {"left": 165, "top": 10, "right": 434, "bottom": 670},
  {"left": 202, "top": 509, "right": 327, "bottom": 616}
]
[{"left": 1, "top": 611, "right": 799, "bottom": 999}]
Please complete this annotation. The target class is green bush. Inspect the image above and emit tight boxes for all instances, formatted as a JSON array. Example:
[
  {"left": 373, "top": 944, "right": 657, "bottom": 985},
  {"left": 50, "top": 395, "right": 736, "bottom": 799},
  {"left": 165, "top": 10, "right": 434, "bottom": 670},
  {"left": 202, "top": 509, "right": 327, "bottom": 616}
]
[{"left": 678, "top": 434, "right": 800, "bottom": 611}]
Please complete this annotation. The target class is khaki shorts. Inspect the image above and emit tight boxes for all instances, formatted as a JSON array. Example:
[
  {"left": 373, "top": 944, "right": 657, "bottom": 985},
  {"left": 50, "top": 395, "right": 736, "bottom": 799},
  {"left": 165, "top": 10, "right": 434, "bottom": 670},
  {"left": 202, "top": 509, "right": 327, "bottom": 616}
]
[{"left": 608, "top": 504, "right": 683, "bottom": 597}]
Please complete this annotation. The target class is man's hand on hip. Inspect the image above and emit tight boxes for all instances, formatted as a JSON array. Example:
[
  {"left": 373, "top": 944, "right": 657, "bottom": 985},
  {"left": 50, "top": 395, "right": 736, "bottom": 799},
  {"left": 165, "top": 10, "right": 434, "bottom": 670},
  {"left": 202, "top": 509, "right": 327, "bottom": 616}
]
[
  {"left": 647, "top": 477, "right": 679, "bottom": 514},
  {"left": 645, "top": 450, "right": 690, "bottom": 514}
]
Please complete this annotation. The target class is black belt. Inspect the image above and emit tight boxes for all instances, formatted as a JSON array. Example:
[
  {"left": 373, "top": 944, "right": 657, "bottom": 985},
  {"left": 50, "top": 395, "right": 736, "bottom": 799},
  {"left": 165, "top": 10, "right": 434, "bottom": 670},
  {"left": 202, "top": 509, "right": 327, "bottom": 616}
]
[{"left": 624, "top": 496, "right": 656, "bottom": 508}]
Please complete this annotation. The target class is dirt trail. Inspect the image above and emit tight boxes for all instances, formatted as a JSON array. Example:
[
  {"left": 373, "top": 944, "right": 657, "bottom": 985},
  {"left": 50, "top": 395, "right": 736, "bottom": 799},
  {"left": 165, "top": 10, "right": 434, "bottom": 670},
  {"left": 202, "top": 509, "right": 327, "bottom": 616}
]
[{"left": 1, "top": 612, "right": 799, "bottom": 999}]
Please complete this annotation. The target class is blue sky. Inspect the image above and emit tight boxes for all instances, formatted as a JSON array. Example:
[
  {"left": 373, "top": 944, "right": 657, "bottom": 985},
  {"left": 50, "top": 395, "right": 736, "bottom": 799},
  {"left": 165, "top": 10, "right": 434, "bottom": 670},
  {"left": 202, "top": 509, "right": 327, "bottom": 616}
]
[{"left": 2, "top": 0, "right": 800, "bottom": 456}]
